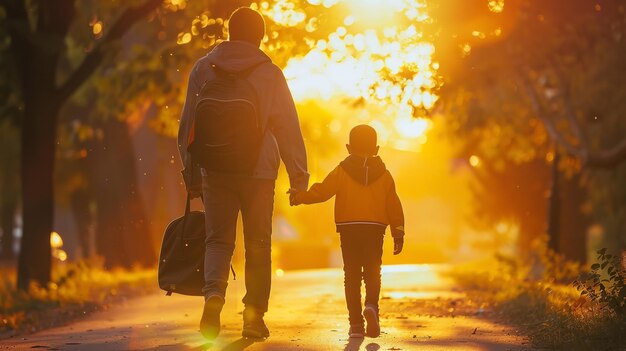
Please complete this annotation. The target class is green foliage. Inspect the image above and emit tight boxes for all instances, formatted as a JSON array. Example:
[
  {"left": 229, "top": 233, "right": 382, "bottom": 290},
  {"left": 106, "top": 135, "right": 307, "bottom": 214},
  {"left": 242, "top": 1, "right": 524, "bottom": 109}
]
[{"left": 574, "top": 248, "right": 626, "bottom": 318}]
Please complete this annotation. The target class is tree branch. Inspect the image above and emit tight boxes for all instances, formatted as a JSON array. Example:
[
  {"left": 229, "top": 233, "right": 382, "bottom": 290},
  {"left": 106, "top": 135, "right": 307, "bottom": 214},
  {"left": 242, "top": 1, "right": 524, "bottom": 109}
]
[
  {"left": 519, "top": 71, "right": 626, "bottom": 169},
  {"left": 587, "top": 139, "right": 626, "bottom": 168},
  {"left": 551, "top": 62, "right": 589, "bottom": 161},
  {"left": 517, "top": 72, "right": 582, "bottom": 157},
  {"left": 56, "top": 0, "right": 163, "bottom": 102}
]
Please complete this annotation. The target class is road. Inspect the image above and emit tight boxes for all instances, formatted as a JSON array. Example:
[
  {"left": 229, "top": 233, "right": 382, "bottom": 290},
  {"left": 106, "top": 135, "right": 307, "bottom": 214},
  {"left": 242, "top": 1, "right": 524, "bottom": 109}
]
[{"left": 1, "top": 265, "right": 533, "bottom": 350}]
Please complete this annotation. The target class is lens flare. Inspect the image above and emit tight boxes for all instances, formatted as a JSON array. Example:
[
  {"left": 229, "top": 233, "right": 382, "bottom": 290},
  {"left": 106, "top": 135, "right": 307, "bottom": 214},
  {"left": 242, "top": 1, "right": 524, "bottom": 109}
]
[{"left": 50, "top": 231, "right": 64, "bottom": 249}]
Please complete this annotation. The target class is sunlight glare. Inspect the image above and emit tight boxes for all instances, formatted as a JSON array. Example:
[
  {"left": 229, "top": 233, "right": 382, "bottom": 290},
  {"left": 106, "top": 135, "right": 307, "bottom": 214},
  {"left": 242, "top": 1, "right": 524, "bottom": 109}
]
[
  {"left": 263, "top": 0, "right": 438, "bottom": 149},
  {"left": 469, "top": 155, "right": 481, "bottom": 167},
  {"left": 488, "top": 0, "right": 505, "bottom": 13},
  {"left": 396, "top": 117, "right": 429, "bottom": 138},
  {"left": 50, "top": 231, "right": 63, "bottom": 249}
]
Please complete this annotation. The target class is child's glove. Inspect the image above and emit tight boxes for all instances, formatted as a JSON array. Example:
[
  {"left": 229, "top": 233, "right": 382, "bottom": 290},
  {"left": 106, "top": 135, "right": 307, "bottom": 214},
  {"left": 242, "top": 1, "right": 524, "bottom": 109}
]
[{"left": 393, "top": 237, "right": 404, "bottom": 255}]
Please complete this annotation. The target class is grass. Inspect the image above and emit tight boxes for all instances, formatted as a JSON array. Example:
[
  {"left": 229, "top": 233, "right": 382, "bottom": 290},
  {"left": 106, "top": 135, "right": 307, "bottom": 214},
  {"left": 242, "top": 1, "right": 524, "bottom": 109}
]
[
  {"left": 448, "top": 248, "right": 626, "bottom": 351},
  {"left": 0, "top": 259, "right": 156, "bottom": 336}
]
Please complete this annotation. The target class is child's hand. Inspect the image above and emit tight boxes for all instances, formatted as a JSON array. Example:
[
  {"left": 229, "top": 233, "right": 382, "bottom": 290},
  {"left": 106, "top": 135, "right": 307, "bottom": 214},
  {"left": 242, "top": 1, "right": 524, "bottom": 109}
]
[
  {"left": 287, "top": 188, "right": 301, "bottom": 206},
  {"left": 393, "top": 237, "right": 404, "bottom": 255}
]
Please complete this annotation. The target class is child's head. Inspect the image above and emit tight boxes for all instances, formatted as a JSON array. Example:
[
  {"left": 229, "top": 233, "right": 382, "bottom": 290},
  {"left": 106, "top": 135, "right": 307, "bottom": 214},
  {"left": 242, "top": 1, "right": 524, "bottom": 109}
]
[{"left": 347, "top": 124, "right": 379, "bottom": 156}]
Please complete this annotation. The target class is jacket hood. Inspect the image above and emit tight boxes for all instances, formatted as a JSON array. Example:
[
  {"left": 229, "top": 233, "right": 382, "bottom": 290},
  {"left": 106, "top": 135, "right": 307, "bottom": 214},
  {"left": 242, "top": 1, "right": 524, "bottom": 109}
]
[
  {"left": 340, "top": 155, "right": 387, "bottom": 186},
  {"left": 206, "top": 40, "right": 271, "bottom": 72}
]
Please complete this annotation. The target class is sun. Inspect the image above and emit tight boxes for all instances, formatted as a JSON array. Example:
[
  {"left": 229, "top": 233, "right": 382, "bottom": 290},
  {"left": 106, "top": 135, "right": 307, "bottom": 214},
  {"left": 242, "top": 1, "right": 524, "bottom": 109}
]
[
  {"left": 261, "top": 0, "right": 438, "bottom": 147},
  {"left": 396, "top": 117, "right": 430, "bottom": 139}
]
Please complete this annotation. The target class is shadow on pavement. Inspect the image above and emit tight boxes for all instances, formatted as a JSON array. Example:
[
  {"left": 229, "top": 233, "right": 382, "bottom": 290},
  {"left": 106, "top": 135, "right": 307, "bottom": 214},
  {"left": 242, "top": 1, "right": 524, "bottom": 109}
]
[
  {"left": 220, "top": 337, "right": 256, "bottom": 351},
  {"left": 343, "top": 338, "right": 364, "bottom": 351},
  {"left": 343, "top": 338, "right": 381, "bottom": 351}
]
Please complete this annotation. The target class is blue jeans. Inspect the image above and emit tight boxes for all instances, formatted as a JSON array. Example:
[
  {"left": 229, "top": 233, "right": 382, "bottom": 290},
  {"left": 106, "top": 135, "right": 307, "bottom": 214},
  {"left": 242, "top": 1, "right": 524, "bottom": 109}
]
[{"left": 201, "top": 171, "right": 275, "bottom": 312}]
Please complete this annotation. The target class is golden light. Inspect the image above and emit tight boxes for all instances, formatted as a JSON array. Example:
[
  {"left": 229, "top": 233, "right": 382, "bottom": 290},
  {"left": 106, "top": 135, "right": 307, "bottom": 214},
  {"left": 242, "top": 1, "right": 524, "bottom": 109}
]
[
  {"left": 488, "top": 0, "right": 505, "bottom": 13},
  {"left": 495, "top": 222, "right": 508, "bottom": 234},
  {"left": 167, "top": 0, "right": 187, "bottom": 10},
  {"left": 53, "top": 249, "right": 68, "bottom": 262},
  {"left": 257, "top": 0, "right": 439, "bottom": 150},
  {"left": 469, "top": 155, "right": 481, "bottom": 167},
  {"left": 275, "top": 268, "right": 285, "bottom": 277},
  {"left": 396, "top": 117, "right": 429, "bottom": 138},
  {"left": 92, "top": 21, "right": 103, "bottom": 37},
  {"left": 177, "top": 32, "right": 192, "bottom": 45},
  {"left": 342, "top": 0, "right": 407, "bottom": 25},
  {"left": 461, "top": 43, "right": 472, "bottom": 56},
  {"left": 255, "top": 0, "right": 306, "bottom": 26},
  {"left": 50, "top": 231, "right": 63, "bottom": 249}
]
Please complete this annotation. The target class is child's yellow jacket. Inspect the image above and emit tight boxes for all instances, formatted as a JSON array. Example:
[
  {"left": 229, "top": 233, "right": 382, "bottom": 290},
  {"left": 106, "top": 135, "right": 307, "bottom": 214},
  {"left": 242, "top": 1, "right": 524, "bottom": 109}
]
[{"left": 295, "top": 155, "right": 405, "bottom": 238}]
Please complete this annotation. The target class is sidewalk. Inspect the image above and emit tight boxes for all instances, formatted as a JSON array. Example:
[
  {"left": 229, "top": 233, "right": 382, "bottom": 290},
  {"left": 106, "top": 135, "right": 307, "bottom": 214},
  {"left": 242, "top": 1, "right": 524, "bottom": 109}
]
[{"left": 1, "top": 265, "right": 533, "bottom": 350}]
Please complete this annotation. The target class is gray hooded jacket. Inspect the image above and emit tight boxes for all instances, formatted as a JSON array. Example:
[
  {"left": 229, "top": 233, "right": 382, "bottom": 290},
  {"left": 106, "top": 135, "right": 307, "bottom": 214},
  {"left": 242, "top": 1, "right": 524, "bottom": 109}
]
[{"left": 178, "top": 41, "right": 309, "bottom": 190}]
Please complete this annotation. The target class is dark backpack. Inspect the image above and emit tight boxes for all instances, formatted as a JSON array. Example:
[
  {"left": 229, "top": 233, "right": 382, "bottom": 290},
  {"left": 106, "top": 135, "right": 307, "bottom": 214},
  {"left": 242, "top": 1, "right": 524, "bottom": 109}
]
[{"left": 188, "top": 63, "right": 264, "bottom": 175}]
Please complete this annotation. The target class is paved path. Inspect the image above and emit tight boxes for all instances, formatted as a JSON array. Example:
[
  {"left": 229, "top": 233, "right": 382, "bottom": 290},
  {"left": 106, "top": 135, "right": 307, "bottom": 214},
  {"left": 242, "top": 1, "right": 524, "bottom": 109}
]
[{"left": 1, "top": 265, "right": 533, "bottom": 350}]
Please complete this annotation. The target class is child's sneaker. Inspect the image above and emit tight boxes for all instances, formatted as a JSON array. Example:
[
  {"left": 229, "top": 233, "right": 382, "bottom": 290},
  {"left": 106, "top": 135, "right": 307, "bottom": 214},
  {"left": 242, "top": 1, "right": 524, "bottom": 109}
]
[
  {"left": 363, "top": 305, "right": 380, "bottom": 337},
  {"left": 349, "top": 324, "right": 365, "bottom": 338}
]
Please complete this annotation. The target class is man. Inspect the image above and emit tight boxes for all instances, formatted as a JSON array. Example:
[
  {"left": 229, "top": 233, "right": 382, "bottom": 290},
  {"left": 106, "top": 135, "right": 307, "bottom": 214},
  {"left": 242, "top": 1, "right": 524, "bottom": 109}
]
[{"left": 177, "top": 7, "right": 309, "bottom": 340}]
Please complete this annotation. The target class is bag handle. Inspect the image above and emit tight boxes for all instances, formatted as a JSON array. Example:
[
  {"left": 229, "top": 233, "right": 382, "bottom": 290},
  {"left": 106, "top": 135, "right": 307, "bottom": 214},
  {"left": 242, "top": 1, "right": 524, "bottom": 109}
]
[{"left": 179, "top": 161, "right": 196, "bottom": 243}]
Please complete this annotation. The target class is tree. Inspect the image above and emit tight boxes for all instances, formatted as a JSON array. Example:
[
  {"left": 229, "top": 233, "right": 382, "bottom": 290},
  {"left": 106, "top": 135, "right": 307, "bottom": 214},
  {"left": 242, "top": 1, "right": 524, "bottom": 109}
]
[
  {"left": 0, "top": 120, "right": 19, "bottom": 260},
  {"left": 436, "top": 0, "right": 626, "bottom": 260},
  {"left": 1, "top": 0, "right": 164, "bottom": 289}
]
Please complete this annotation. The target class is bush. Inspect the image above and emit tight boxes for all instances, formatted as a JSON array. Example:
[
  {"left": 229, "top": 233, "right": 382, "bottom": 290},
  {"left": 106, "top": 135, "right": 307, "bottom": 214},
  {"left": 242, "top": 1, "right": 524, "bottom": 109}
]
[
  {"left": 573, "top": 249, "right": 626, "bottom": 318},
  {"left": 449, "top": 247, "right": 626, "bottom": 350},
  {"left": 0, "top": 259, "right": 156, "bottom": 335}
]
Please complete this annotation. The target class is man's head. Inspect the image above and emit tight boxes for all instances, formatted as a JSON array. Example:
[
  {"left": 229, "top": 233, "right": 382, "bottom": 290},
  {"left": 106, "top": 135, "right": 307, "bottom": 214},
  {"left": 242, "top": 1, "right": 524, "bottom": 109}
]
[
  {"left": 347, "top": 124, "right": 379, "bottom": 156},
  {"left": 228, "top": 7, "right": 265, "bottom": 47}
]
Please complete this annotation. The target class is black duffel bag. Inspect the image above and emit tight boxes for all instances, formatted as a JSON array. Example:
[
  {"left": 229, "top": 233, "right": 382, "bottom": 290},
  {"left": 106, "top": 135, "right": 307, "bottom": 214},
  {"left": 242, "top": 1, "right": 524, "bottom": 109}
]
[{"left": 158, "top": 192, "right": 205, "bottom": 296}]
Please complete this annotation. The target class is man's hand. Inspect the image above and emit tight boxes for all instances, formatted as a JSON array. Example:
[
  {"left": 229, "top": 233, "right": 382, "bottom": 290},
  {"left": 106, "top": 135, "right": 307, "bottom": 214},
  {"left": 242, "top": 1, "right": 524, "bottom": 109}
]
[
  {"left": 393, "top": 237, "right": 404, "bottom": 255},
  {"left": 287, "top": 188, "right": 301, "bottom": 206}
]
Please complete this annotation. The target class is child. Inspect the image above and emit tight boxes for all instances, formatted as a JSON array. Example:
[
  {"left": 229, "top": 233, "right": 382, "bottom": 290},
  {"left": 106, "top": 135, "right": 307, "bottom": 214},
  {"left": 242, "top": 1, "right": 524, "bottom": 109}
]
[{"left": 290, "top": 124, "right": 405, "bottom": 338}]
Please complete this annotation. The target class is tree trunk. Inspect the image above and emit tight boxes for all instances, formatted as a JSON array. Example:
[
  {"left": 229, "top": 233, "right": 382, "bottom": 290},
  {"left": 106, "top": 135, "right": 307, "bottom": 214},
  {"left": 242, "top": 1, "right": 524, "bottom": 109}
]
[
  {"left": 16, "top": 98, "right": 59, "bottom": 290},
  {"left": 546, "top": 153, "right": 589, "bottom": 263},
  {"left": 547, "top": 153, "right": 561, "bottom": 254},
  {"left": 0, "top": 150, "right": 18, "bottom": 261},
  {"left": 0, "top": 199, "right": 16, "bottom": 261},
  {"left": 559, "top": 172, "right": 589, "bottom": 264},
  {"left": 88, "top": 118, "right": 155, "bottom": 268}
]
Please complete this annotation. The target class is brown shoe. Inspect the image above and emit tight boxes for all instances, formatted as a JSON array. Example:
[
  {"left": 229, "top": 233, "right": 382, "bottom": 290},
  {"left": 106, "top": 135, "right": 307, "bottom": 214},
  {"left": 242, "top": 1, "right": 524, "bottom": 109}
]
[
  {"left": 199, "top": 295, "right": 225, "bottom": 340},
  {"left": 242, "top": 306, "right": 270, "bottom": 338}
]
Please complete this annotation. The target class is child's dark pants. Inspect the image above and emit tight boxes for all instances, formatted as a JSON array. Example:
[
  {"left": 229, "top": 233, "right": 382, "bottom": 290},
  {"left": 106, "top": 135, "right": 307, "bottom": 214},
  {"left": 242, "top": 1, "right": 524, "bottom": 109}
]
[{"left": 339, "top": 225, "right": 385, "bottom": 326}]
